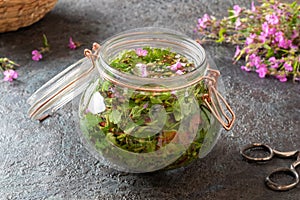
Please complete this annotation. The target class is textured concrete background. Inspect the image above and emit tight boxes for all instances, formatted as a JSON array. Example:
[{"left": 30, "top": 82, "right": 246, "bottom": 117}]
[{"left": 0, "top": 0, "right": 299, "bottom": 199}]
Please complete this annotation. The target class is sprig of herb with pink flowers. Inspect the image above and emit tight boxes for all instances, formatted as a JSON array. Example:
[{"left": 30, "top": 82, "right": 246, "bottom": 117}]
[
  {"left": 32, "top": 34, "right": 50, "bottom": 61},
  {"left": 68, "top": 37, "right": 82, "bottom": 50},
  {"left": 195, "top": 0, "right": 300, "bottom": 82},
  {"left": 0, "top": 58, "right": 19, "bottom": 82},
  {"left": 2, "top": 35, "right": 82, "bottom": 83}
]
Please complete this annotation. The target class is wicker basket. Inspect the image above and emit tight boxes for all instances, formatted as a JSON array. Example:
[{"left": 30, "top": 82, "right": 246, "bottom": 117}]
[{"left": 0, "top": 0, "right": 58, "bottom": 33}]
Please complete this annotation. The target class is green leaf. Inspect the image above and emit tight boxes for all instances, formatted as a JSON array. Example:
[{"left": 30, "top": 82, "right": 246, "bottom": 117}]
[
  {"left": 106, "top": 132, "right": 117, "bottom": 145},
  {"left": 293, "top": 60, "right": 299, "bottom": 72},
  {"left": 228, "top": 10, "right": 236, "bottom": 23},
  {"left": 290, "top": 1, "right": 297, "bottom": 9},
  {"left": 123, "top": 122, "right": 136, "bottom": 134},
  {"left": 150, "top": 96, "right": 163, "bottom": 104},
  {"left": 43, "top": 34, "right": 49, "bottom": 47},
  {"left": 228, "top": 10, "right": 234, "bottom": 18},
  {"left": 182, "top": 101, "right": 193, "bottom": 116},
  {"left": 84, "top": 113, "right": 102, "bottom": 128},
  {"left": 263, "top": 44, "right": 271, "bottom": 50},
  {"left": 216, "top": 28, "right": 226, "bottom": 43},
  {"left": 266, "top": 48, "right": 274, "bottom": 58},
  {"left": 109, "top": 110, "right": 122, "bottom": 124},
  {"left": 130, "top": 105, "right": 143, "bottom": 118},
  {"left": 158, "top": 92, "right": 171, "bottom": 100},
  {"left": 101, "top": 81, "right": 111, "bottom": 91},
  {"left": 172, "top": 101, "right": 182, "bottom": 121}
]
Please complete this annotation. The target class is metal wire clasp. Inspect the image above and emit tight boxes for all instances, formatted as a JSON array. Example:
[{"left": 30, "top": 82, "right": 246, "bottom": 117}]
[
  {"left": 202, "top": 69, "right": 235, "bottom": 130},
  {"left": 84, "top": 42, "right": 101, "bottom": 61}
]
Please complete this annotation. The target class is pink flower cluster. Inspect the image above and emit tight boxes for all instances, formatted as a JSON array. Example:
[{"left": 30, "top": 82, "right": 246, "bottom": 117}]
[
  {"left": 233, "top": 5, "right": 242, "bottom": 16},
  {"left": 1, "top": 58, "right": 19, "bottom": 82},
  {"left": 68, "top": 37, "right": 77, "bottom": 49},
  {"left": 32, "top": 50, "right": 43, "bottom": 61},
  {"left": 135, "top": 63, "right": 148, "bottom": 77},
  {"left": 31, "top": 36, "right": 80, "bottom": 62},
  {"left": 167, "top": 61, "right": 185, "bottom": 75},
  {"left": 197, "top": 14, "right": 211, "bottom": 29},
  {"left": 1, "top": 36, "right": 82, "bottom": 83},
  {"left": 135, "top": 48, "right": 148, "bottom": 57},
  {"left": 3, "top": 69, "right": 18, "bottom": 82},
  {"left": 196, "top": 0, "right": 300, "bottom": 82},
  {"left": 236, "top": 2, "right": 299, "bottom": 82},
  {"left": 244, "top": 22, "right": 295, "bottom": 51}
]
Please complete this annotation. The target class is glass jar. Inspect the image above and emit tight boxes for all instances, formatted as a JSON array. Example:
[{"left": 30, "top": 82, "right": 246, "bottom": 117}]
[{"left": 28, "top": 28, "right": 235, "bottom": 173}]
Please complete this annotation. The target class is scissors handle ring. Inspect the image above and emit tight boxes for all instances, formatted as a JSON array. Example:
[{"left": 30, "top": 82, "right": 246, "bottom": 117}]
[
  {"left": 265, "top": 166, "right": 299, "bottom": 191},
  {"left": 240, "top": 143, "right": 274, "bottom": 161}
]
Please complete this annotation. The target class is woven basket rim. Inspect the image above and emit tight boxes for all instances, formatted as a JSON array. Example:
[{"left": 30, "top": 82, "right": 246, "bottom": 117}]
[{"left": 0, "top": 0, "right": 58, "bottom": 33}]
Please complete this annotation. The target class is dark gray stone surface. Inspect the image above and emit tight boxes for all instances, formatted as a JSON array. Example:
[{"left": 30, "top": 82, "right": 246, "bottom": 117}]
[{"left": 0, "top": 0, "right": 299, "bottom": 199}]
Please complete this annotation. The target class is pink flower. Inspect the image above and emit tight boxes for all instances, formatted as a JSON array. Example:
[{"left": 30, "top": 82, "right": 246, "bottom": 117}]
[
  {"left": 262, "top": 22, "right": 269, "bottom": 34},
  {"left": 168, "top": 61, "right": 182, "bottom": 71},
  {"left": 269, "top": 56, "right": 281, "bottom": 69},
  {"left": 276, "top": 74, "right": 287, "bottom": 82},
  {"left": 271, "top": 63, "right": 279, "bottom": 69},
  {"left": 259, "top": 34, "right": 267, "bottom": 43},
  {"left": 235, "top": 18, "right": 241, "bottom": 30},
  {"left": 175, "top": 70, "right": 184, "bottom": 75},
  {"left": 143, "top": 102, "right": 149, "bottom": 109},
  {"left": 284, "top": 40, "right": 293, "bottom": 49},
  {"left": 261, "top": 22, "right": 277, "bottom": 37},
  {"left": 251, "top": 1, "right": 256, "bottom": 12},
  {"left": 282, "top": 40, "right": 292, "bottom": 49},
  {"left": 202, "top": 14, "right": 211, "bottom": 21},
  {"left": 197, "top": 14, "right": 211, "bottom": 29},
  {"left": 283, "top": 62, "right": 293, "bottom": 71},
  {"left": 68, "top": 37, "right": 77, "bottom": 49},
  {"left": 3, "top": 69, "right": 18, "bottom": 82},
  {"left": 169, "top": 65, "right": 177, "bottom": 71},
  {"left": 274, "top": 32, "right": 291, "bottom": 49},
  {"left": 249, "top": 53, "right": 261, "bottom": 67},
  {"left": 32, "top": 50, "right": 42, "bottom": 61},
  {"left": 290, "top": 43, "right": 298, "bottom": 49},
  {"left": 291, "top": 30, "right": 299, "bottom": 39},
  {"left": 244, "top": 48, "right": 250, "bottom": 54},
  {"left": 135, "top": 48, "right": 148, "bottom": 57},
  {"left": 256, "top": 64, "right": 268, "bottom": 78},
  {"left": 233, "top": 5, "right": 242, "bottom": 16},
  {"left": 265, "top": 14, "right": 279, "bottom": 25},
  {"left": 274, "top": 31, "right": 284, "bottom": 42},
  {"left": 273, "top": 4, "right": 283, "bottom": 16},
  {"left": 245, "top": 37, "right": 253, "bottom": 46},
  {"left": 245, "top": 33, "right": 256, "bottom": 46},
  {"left": 135, "top": 63, "right": 148, "bottom": 77},
  {"left": 270, "top": 28, "right": 277, "bottom": 35},
  {"left": 140, "top": 68, "right": 148, "bottom": 78},
  {"left": 268, "top": 57, "right": 276, "bottom": 63},
  {"left": 241, "top": 65, "right": 251, "bottom": 72},
  {"left": 268, "top": 57, "right": 279, "bottom": 68},
  {"left": 274, "top": 31, "right": 291, "bottom": 48},
  {"left": 234, "top": 46, "right": 241, "bottom": 58}
]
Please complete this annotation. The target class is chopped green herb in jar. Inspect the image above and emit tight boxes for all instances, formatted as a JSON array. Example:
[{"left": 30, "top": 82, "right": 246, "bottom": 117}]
[
  {"left": 110, "top": 47, "right": 196, "bottom": 78},
  {"left": 79, "top": 47, "right": 219, "bottom": 172}
]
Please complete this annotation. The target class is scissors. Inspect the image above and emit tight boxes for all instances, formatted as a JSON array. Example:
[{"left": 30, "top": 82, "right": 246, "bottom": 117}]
[{"left": 240, "top": 143, "right": 300, "bottom": 191}]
